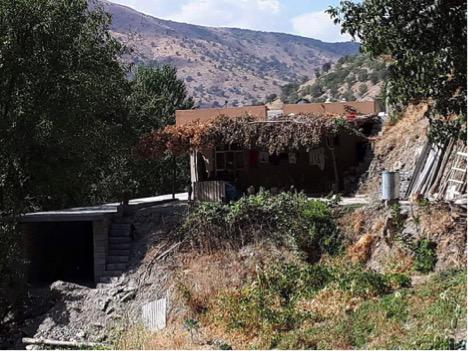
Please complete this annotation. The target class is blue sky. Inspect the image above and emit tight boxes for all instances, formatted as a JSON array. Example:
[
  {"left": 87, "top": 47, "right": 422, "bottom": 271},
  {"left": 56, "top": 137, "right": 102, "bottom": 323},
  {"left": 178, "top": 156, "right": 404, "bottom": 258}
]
[{"left": 109, "top": 0, "right": 354, "bottom": 42}]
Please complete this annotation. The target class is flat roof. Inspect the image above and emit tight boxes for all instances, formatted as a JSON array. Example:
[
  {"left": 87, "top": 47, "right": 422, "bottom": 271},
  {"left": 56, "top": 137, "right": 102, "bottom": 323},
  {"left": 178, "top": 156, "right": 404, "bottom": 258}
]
[{"left": 20, "top": 193, "right": 188, "bottom": 223}]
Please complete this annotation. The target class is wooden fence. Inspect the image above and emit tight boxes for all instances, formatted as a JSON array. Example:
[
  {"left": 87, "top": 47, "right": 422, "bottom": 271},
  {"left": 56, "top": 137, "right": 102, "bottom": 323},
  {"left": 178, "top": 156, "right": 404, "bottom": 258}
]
[{"left": 193, "top": 181, "right": 227, "bottom": 202}]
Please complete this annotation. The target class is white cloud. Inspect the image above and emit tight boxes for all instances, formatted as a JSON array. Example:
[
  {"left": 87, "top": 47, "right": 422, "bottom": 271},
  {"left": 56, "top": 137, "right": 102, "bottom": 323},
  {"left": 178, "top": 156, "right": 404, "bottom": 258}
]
[
  {"left": 166, "top": 0, "right": 282, "bottom": 31},
  {"left": 291, "top": 11, "right": 353, "bottom": 42}
]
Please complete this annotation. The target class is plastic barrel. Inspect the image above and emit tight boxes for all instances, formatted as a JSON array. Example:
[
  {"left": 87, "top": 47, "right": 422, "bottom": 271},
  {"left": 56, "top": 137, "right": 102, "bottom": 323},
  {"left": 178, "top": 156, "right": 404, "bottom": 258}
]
[{"left": 382, "top": 171, "right": 400, "bottom": 200}]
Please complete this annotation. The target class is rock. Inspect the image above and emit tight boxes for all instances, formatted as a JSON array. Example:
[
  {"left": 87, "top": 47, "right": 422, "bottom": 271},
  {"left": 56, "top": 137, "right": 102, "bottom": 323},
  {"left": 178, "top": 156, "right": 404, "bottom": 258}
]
[{"left": 99, "top": 297, "right": 111, "bottom": 312}]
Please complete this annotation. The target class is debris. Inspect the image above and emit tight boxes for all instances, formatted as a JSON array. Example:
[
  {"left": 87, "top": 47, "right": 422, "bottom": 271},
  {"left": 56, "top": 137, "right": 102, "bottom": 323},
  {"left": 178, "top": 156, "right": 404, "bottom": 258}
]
[
  {"left": 22, "top": 337, "right": 108, "bottom": 348},
  {"left": 120, "top": 290, "right": 136, "bottom": 303}
]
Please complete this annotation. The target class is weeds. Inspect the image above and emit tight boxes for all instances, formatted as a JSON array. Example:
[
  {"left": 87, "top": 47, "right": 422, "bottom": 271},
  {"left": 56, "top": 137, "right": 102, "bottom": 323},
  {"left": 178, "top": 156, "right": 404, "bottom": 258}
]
[{"left": 414, "top": 239, "right": 437, "bottom": 273}]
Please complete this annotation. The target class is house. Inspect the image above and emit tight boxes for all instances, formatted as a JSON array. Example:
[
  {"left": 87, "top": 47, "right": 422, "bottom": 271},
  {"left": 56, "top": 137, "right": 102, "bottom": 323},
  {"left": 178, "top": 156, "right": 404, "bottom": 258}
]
[{"left": 172, "top": 101, "right": 381, "bottom": 201}]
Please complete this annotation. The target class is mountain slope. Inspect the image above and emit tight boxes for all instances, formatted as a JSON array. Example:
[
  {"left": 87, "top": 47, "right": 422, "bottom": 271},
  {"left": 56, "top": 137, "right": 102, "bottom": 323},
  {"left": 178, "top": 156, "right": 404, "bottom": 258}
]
[
  {"left": 100, "top": 1, "right": 359, "bottom": 107},
  {"left": 280, "top": 53, "right": 387, "bottom": 103}
]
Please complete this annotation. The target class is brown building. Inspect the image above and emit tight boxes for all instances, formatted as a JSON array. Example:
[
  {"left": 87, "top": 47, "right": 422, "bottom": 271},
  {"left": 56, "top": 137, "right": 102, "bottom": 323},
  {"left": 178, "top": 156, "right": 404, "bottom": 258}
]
[{"left": 177, "top": 101, "right": 380, "bottom": 200}]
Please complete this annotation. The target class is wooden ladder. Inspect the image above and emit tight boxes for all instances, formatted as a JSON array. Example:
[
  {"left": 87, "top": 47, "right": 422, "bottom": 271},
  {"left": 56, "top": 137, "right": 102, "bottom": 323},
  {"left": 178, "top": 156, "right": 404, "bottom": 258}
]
[{"left": 445, "top": 150, "right": 467, "bottom": 200}]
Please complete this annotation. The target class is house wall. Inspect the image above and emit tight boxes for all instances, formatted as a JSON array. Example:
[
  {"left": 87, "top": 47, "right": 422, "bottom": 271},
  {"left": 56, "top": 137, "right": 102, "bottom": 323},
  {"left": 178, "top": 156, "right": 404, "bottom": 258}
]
[
  {"left": 283, "top": 101, "right": 379, "bottom": 115},
  {"left": 197, "top": 133, "right": 368, "bottom": 195},
  {"left": 176, "top": 101, "right": 379, "bottom": 126},
  {"left": 176, "top": 105, "right": 267, "bottom": 126}
]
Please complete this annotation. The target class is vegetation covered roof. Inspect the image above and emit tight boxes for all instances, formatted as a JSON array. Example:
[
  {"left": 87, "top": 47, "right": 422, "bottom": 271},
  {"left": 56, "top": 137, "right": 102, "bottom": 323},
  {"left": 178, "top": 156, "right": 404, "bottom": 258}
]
[{"left": 137, "top": 113, "right": 370, "bottom": 158}]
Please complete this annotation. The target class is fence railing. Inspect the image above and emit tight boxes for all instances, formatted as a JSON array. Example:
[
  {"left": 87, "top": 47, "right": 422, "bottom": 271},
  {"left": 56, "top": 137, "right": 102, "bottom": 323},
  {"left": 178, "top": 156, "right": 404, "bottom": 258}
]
[{"left": 193, "top": 181, "right": 227, "bottom": 202}]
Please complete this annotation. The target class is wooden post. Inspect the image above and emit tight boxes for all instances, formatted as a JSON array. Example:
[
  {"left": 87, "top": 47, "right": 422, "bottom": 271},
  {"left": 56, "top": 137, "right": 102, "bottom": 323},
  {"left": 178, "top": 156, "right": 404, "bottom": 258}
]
[{"left": 172, "top": 155, "right": 176, "bottom": 200}]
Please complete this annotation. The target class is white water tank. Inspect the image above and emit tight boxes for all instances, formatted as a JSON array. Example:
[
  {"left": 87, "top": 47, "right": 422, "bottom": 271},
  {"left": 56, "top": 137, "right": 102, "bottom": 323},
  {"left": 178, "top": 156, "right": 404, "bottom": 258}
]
[{"left": 382, "top": 171, "right": 400, "bottom": 200}]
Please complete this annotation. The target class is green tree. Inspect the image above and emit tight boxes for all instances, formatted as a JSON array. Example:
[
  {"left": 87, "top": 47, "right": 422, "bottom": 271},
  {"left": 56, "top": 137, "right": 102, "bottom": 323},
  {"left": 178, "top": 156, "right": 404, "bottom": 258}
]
[
  {"left": 369, "top": 72, "right": 379, "bottom": 85},
  {"left": 322, "top": 62, "right": 332, "bottom": 73},
  {"left": 357, "top": 69, "right": 368, "bottom": 82},
  {"left": 280, "top": 83, "right": 299, "bottom": 103},
  {"left": 128, "top": 65, "right": 194, "bottom": 136},
  {"left": 126, "top": 65, "right": 194, "bottom": 198},
  {"left": 358, "top": 83, "right": 368, "bottom": 96},
  {"left": 0, "top": 0, "right": 130, "bottom": 211},
  {"left": 266, "top": 93, "right": 278, "bottom": 103},
  {"left": 0, "top": 0, "right": 130, "bottom": 323},
  {"left": 327, "top": 0, "right": 467, "bottom": 141}
]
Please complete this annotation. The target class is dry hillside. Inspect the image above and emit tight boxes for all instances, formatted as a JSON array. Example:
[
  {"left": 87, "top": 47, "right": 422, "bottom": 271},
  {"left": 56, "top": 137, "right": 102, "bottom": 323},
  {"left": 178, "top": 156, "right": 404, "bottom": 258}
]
[
  {"left": 99, "top": 1, "right": 359, "bottom": 107},
  {"left": 281, "top": 53, "right": 387, "bottom": 103}
]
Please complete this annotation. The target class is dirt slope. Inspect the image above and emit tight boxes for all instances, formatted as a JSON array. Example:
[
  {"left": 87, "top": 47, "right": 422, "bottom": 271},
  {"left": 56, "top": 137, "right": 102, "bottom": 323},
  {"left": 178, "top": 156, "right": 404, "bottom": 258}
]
[{"left": 359, "top": 103, "right": 429, "bottom": 198}]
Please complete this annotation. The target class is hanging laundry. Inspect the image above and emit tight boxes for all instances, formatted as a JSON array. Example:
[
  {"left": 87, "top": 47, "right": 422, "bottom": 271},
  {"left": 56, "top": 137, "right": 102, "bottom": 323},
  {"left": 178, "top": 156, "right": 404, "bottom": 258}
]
[
  {"left": 288, "top": 152, "right": 297, "bottom": 164},
  {"left": 309, "top": 147, "right": 325, "bottom": 170}
]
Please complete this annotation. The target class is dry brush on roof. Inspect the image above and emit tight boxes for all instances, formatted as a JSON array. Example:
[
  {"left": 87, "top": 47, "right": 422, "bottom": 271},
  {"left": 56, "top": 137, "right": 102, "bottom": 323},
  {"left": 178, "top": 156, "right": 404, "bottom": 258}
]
[{"left": 137, "top": 114, "right": 366, "bottom": 158}]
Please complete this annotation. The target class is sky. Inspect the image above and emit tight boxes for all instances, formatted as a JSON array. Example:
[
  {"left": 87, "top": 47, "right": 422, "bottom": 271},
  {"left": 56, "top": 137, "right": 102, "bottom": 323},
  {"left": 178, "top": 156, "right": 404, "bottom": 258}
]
[{"left": 109, "top": 0, "right": 354, "bottom": 42}]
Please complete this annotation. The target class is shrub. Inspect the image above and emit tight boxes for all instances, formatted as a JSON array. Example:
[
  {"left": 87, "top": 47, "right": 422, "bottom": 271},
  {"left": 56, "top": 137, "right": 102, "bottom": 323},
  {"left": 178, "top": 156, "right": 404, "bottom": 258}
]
[
  {"left": 414, "top": 239, "right": 437, "bottom": 273},
  {"left": 357, "top": 69, "right": 369, "bottom": 82},
  {"left": 335, "top": 266, "right": 391, "bottom": 297},
  {"left": 179, "top": 191, "right": 342, "bottom": 260},
  {"left": 358, "top": 83, "right": 368, "bottom": 96},
  {"left": 301, "top": 200, "right": 343, "bottom": 256},
  {"left": 215, "top": 262, "right": 330, "bottom": 344}
]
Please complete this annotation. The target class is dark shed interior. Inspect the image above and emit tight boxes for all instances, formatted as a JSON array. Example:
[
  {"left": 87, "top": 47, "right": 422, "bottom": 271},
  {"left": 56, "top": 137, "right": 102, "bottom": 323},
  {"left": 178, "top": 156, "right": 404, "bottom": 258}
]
[{"left": 25, "top": 221, "right": 94, "bottom": 285}]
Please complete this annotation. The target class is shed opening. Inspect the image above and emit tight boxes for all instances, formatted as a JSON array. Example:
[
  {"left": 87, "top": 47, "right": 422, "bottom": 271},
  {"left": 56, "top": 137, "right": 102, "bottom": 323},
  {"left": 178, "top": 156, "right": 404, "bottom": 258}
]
[{"left": 25, "top": 221, "right": 94, "bottom": 285}]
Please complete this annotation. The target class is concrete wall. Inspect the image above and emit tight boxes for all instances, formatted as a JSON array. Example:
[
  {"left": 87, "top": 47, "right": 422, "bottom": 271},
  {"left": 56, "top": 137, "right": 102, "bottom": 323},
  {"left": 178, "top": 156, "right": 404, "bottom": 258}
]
[{"left": 92, "top": 219, "right": 110, "bottom": 282}]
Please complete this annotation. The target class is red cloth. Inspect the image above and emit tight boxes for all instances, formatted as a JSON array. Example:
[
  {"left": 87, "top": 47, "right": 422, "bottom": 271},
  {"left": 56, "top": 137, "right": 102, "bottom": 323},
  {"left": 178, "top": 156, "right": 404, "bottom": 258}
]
[{"left": 249, "top": 150, "right": 259, "bottom": 166}]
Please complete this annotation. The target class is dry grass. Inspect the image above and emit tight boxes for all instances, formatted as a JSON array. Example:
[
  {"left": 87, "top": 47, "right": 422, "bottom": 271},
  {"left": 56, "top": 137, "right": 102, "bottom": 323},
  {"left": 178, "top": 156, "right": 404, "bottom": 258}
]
[
  {"left": 347, "top": 232, "right": 374, "bottom": 263},
  {"left": 418, "top": 203, "right": 456, "bottom": 237},
  {"left": 114, "top": 324, "right": 151, "bottom": 350},
  {"left": 297, "top": 287, "right": 364, "bottom": 318},
  {"left": 415, "top": 202, "right": 466, "bottom": 271},
  {"left": 352, "top": 210, "right": 366, "bottom": 237}
]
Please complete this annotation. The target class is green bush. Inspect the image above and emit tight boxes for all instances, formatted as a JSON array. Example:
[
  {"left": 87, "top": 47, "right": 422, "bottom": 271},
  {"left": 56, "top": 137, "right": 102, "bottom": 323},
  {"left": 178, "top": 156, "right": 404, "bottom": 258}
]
[
  {"left": 179, "top": 191, "right": 342, "bottom": 260},
  {"left": 414, "top": 239, "right": 437, "bottom": 273},
  {"left": 301, "top": 200, "right": 343, "bottom": 256},
  {"left": 358, "top": 83, "right": 368, "bottom": 96},
  {"left": 335, "top": 267, "right": 391, "bottom": 297}
]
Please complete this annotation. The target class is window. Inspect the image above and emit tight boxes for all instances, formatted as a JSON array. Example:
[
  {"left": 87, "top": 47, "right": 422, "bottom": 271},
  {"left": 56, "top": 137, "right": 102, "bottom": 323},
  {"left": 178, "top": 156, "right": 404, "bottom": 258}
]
[{"left": 215, "top": 145, "right": 245, "bottom": 176}]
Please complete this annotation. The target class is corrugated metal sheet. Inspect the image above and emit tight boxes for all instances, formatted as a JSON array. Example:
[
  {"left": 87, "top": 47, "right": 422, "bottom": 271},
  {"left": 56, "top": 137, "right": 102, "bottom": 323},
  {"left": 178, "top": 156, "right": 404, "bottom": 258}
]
[{"left": 142, "top": 298, "right": 166, "bottom": 331}]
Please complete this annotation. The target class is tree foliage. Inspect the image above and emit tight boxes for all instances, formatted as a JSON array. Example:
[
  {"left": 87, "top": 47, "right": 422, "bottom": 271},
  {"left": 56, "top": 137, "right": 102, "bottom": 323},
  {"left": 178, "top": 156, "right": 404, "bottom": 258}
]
[
  {"left": 128, "top": 65, "right": 194, "bottom": 136},
  {"left": 327, "top": 0, "right": 467, "bottom": 142},
  {"left": 0, "top": 0, "right": 131, "bottom": 212},
  {"left": 124, "top": 65, "right": 194, "bottom": 198},
  {"left": 0, "top": 0, "right": 132, "bottom": 325},
  {"left": 0, "top": 0, "right": 193, "bottom": 321}
]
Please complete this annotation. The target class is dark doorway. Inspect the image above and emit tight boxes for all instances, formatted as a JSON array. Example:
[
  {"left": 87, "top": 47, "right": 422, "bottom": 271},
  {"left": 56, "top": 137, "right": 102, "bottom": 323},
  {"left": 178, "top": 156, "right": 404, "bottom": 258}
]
[{"left": 25, "top": 221, "right": 94, "bottom": 285}]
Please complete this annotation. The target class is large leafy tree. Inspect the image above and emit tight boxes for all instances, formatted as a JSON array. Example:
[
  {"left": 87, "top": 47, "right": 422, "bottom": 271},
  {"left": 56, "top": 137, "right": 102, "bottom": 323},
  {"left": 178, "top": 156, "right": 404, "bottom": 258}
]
[
  {"left": 125, "top": 65, "right": 194, "bottom": 198},
  {"left": 129, "top": 65, "right": 194, "bottom": 136},
  {"left": 327, "top": 0, "right": 467, "bottom": 142},
  {"left": 0, "top": 0, "right": 130, "bottom": 321},
  {"left": 0, "top": 0, "right": 131, "bottom": 212}
]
